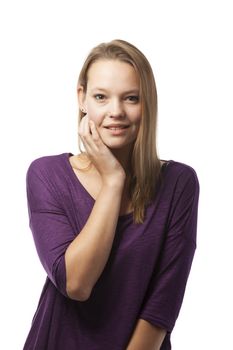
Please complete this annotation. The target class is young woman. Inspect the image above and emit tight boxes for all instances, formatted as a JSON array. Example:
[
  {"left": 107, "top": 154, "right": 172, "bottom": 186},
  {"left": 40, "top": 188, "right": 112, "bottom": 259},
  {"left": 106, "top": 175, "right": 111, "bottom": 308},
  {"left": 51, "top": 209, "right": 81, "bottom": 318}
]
[{"left": 23, "top": 39, "right": 199, "bottom": 350}]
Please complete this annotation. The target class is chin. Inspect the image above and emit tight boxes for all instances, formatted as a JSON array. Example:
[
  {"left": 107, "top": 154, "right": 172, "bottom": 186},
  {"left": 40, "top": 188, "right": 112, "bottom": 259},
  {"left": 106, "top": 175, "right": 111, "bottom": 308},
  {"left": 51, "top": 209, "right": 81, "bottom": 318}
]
[
  {"left": 103, "top": 140, "right": 135, "bottom": 151},
  {"left": 99, "top": 133, "right": 136, "bottom": 150},
  {"left": 104, "top": 142, "right": 126, "bottom": 149}
]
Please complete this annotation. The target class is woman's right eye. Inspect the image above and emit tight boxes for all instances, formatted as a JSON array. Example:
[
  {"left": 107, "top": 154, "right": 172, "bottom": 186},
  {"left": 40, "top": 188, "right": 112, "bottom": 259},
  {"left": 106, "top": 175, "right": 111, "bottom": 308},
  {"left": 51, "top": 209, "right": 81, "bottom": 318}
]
[{"left": 94, "top": 94, "right": 105, "bottom": 101}]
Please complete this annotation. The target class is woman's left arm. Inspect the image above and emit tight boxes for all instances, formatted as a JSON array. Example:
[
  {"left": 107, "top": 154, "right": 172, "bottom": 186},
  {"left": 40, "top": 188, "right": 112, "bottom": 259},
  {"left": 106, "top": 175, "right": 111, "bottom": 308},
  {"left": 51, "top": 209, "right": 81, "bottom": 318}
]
[
  {"left": 126, "top": 319, "right": 166, "bottom": 350},
  {"left": 126, "top": 166, "right": 200, "bottom": 350}
]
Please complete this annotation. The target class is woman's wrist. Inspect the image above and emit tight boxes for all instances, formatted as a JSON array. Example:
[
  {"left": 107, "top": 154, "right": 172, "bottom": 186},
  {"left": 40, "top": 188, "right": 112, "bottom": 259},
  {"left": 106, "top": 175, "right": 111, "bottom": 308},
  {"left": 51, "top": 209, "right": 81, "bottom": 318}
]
[{"left": 101, "top": 174, "right": 126, "bottom": 190}]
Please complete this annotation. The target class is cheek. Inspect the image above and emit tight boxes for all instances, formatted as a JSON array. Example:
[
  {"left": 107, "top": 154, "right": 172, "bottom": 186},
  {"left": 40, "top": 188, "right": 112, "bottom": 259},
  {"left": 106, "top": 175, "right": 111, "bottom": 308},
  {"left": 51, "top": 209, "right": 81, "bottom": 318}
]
[
  {"left": 130, "top": 105, "right": 142, "bottom": 123},
  {"left": 87, "top": 105, "right": 102, "bottom": 125},
  {"left": 136, "top": 115, "right": 142, "bottom": 124},
  {"left": 132, "top": 114, "right": 142, "bottom": 135},
  {"left": 133, "top": 113, "right": 142, "bottom": 127},
  {"left": 134, "top": 123, "right": 141, "bottom": 135}
]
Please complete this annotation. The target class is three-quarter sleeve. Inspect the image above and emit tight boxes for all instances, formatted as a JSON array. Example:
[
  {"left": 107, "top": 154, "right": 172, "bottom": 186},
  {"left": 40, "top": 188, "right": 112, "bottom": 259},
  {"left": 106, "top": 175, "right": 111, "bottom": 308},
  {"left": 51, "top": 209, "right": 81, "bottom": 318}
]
[
  {"left": 139, "top": 166, "right": 200, "bottom": 332},
  {"left": 26, "top": 160, "right": 76, "bottom": 298}
]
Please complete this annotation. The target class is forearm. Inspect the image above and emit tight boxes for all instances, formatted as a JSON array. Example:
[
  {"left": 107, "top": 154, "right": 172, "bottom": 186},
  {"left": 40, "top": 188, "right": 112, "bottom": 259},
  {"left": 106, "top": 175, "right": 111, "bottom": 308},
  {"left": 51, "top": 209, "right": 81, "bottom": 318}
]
[
  {"left": 126, "top": 319, "right": 166, "bottom": 350},
  {"left": 65, "top": 181, "right": 124, "bottom": 300}
]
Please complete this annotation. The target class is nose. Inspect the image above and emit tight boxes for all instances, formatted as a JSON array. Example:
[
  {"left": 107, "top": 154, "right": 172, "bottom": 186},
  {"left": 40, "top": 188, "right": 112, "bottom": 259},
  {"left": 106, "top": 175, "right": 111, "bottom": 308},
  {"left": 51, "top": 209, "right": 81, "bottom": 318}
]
[{"left": 108, "top": 98, "right": 125, "bottom": 118}]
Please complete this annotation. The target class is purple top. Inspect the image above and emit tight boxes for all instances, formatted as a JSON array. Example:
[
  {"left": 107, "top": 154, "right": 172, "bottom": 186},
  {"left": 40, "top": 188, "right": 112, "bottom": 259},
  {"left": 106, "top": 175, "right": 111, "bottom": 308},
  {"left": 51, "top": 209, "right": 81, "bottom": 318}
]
[{"left": 23, "top": 152, "right": 199, "bottom": 350}]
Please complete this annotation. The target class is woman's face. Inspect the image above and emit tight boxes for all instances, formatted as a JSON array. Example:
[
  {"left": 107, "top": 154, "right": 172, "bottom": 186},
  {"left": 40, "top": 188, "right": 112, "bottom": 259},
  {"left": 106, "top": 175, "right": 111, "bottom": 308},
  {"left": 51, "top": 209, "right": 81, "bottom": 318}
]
[{"left": 79, "top": 59, "right": 142, "bottom": 151}]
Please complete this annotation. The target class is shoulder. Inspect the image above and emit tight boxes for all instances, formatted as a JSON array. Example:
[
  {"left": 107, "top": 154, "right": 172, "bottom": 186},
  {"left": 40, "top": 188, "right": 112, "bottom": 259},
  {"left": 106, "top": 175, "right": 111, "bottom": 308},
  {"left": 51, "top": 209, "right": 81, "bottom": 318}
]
[
  {"left": 26, "top": 153, "right": 70, "bottom": 191},
  {"left": 163, "top": 160, "right": 200, "bottom": 196},
  {"left": 167, "top": 159, "right": 198, "bottom": 181},
  {"left": 26, "top": 153, "right": 72, "bottom": 208},
  {"left": 27, "top": 153, "right": 68, "bottom": 176}
]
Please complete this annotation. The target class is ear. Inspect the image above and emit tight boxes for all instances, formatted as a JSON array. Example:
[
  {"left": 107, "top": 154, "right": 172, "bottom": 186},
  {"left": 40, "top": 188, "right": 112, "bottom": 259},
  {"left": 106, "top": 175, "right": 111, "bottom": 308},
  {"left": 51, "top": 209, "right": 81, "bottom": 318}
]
[{"left": 77, "top": 85, "right": 87, "bottom": 112}]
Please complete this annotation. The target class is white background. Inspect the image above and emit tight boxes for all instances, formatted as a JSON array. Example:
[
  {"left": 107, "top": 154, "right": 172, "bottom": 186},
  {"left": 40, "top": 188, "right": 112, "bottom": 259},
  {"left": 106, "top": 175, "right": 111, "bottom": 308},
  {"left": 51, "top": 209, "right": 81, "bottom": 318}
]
[{"left": 0, "top": 0, "right": 232, "bottom": 348}]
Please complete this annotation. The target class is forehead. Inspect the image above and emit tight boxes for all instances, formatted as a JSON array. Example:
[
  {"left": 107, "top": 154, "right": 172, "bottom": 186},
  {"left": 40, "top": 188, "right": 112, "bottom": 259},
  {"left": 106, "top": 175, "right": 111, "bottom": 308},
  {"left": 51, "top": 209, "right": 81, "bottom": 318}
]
[{"left": 87, "top": 60, "right": 140, "bottom": 90}]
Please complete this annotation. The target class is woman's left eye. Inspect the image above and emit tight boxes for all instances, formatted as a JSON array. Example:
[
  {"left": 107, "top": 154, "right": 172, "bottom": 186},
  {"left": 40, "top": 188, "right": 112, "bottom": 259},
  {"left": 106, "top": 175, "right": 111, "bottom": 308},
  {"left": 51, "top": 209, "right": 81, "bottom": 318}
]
[
  {"left": 126, "top": 96, "right": 139, "bottom": 102},
  {"left": 94, "top": 94, "right": 105, "bottom": 100}
]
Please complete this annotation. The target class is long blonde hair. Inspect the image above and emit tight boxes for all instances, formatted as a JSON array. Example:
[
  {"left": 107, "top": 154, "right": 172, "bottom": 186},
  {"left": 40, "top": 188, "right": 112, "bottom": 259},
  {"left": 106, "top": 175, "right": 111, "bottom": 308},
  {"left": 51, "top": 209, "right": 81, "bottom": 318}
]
[{"left": 77, "top": 39, "right": 162, "bottom": 224}]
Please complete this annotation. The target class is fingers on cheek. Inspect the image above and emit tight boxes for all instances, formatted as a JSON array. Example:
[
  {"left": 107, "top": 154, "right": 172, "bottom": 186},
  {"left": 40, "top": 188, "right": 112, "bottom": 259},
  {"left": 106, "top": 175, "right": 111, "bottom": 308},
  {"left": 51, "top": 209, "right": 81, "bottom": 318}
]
[
  {"left": 78, "top": 127, "right": 88, "bottom": 142},
  {"left": 89, "top": 121, "right": 95, "bottom": 136},
  {"left": 91, "top": 130, "right": 100, "bottom": 142},
  {"left": 89, "top": 121, "right": 100, "bottom": 139},
  {"left": 78, "top": 129, "right": 85, "bottom": 139},
  {"left": 79, "top": 118, "right": 89, "bottom": 137},
  {"left": 84, "top": 118, "right": 90, "bottom": 134}
]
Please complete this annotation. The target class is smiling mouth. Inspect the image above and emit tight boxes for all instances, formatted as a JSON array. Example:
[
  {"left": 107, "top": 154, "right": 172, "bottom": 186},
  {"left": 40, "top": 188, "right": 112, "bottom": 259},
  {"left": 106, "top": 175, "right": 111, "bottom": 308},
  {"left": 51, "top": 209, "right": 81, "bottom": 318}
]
[{"left": 104, "top": 126, "right": 129, "bottom": 130}]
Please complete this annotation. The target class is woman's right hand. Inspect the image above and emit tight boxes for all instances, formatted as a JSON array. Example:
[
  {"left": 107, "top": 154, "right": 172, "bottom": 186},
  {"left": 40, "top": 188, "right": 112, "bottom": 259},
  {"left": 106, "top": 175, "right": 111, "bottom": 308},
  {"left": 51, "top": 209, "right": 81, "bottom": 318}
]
[{"left": 78, "top": 115, "right": 126, "bottom": 187}]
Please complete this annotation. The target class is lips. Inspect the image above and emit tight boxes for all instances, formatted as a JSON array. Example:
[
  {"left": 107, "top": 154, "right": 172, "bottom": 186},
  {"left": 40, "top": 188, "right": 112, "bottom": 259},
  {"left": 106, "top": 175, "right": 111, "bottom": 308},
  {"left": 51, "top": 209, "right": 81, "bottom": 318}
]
[{"left": 104, "top": 124, "right": 129, "bottom": 130}]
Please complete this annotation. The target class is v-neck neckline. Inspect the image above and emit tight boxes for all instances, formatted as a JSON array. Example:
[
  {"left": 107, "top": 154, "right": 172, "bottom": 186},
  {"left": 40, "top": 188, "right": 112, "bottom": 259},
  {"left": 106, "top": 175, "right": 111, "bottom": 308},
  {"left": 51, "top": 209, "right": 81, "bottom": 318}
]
[{"left": 64, "top": 152, "right": 172, "bottom": 220}]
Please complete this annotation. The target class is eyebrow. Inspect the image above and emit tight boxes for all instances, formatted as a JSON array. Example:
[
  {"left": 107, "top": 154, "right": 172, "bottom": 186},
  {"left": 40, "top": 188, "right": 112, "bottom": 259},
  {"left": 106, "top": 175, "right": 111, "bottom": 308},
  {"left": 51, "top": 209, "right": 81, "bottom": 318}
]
[{"left": 90, "top": 88, "right": 140, "bottom": 94}]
